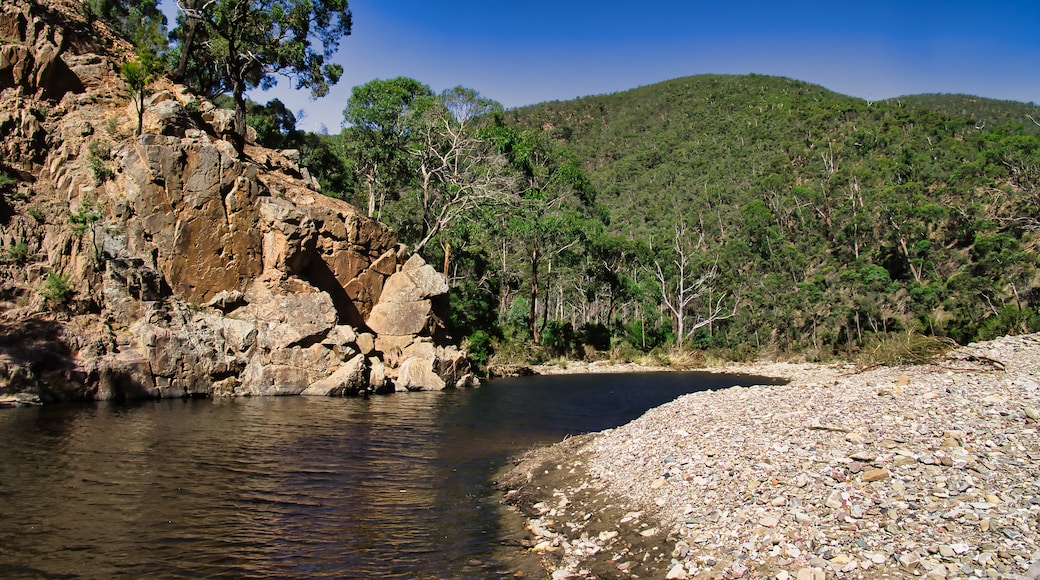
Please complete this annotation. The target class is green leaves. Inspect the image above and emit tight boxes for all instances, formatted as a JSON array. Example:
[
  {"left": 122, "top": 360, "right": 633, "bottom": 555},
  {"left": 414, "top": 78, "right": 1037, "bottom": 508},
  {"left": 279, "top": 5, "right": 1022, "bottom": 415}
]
[
  {"left": 171, "top": 0, "right": 352, "bottom": 149},
  {"left": 501, "top": 74, "right": 1040, "bottom": 355},
  {"left": 342, "top": 77, "right": 435, "bottom": 218}
]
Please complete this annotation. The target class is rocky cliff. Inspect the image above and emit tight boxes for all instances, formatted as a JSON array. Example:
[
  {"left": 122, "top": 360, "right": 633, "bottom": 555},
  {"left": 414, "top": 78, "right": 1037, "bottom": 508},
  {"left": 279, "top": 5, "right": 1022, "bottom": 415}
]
[{"left": 0, "top": 0, "right": 474, "bottom": 403}]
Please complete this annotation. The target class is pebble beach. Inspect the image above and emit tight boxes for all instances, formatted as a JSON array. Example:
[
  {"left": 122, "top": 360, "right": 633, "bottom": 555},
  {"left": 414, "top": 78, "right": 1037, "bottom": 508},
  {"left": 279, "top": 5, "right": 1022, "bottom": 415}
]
[{"left": 500, "top": 334, "right": 1040, "bottom": 579}]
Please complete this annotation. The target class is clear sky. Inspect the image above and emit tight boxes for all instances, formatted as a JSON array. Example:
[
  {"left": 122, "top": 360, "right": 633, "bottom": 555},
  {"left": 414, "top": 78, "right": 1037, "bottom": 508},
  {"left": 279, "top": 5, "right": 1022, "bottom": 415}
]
[{"left": 175, "top": 0, "right": 1040, "bottom": 133}]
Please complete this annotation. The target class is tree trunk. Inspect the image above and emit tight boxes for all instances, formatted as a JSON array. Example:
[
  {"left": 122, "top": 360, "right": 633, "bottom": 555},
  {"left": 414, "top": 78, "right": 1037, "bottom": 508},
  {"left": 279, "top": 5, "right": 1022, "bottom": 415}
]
[
  {"left": 367, "top": 181, "right": 376, "bottom": 218},
  {"left": 230, "top": 51, "right": 247, "bottom": 157},
  {"left": 173, "top": 16, "right": 198, "bottom": 83},
  {"left": 540, "top": 259, "right": 553, "bottom": 336},
  {"left": 529, "top": 241, "right": 540, "bottom": 343},
  {"left": 135, "top": 91, "right": 144, "bottom": 136},
  {"left": 898, "top": 237, "right": 923, "bottom": 283}
]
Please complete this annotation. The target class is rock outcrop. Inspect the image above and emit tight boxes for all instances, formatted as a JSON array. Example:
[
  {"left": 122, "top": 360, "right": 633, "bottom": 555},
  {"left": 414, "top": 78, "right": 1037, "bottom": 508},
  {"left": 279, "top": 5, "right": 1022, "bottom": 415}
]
[{"left": 0, "top": 0, "right": 475, "bottom": 402}]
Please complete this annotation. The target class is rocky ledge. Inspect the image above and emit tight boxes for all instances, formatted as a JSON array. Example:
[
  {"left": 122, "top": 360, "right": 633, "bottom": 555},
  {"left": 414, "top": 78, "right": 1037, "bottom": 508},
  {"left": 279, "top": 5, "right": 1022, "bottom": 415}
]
[
  {"left": 0, "top": 0, "right": 475, "bottom": 402},
  {"left": 500, "top": 334, "right": 1040, "bottom": 579}
]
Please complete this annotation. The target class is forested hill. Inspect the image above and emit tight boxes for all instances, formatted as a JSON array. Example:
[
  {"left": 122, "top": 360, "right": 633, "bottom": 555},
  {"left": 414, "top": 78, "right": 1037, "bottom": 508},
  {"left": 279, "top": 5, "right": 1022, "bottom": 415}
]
[
  {"left": 892, "top": 93, "right": 1040, "bottom": 136},
  {"left": 505, "top": 74, "right": 1040, "bottom": 353}
]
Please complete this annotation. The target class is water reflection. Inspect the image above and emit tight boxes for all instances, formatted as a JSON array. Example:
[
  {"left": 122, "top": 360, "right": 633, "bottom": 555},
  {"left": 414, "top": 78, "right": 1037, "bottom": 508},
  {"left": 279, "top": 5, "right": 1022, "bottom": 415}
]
[{"left": 0, "top": 371, "right": 782, "bottom": 578}]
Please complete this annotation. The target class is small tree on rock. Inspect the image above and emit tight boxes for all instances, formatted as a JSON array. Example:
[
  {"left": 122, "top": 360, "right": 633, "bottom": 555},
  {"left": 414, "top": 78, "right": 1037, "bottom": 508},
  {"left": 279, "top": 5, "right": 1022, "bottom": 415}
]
[
  {"left": 173, "top": 0, "right": 352, "bottom": 154},
  {"left": 121, "top": 50, "right": 159, "bottom": 136}
]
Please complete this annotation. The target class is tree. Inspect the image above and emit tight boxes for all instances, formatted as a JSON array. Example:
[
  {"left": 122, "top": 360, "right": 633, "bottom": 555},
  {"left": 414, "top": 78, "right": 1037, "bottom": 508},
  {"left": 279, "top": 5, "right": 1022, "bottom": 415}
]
[
  {"left": 172, "top": 0, "right": 352, "bottom": 153},
  {"left": 247, "top": 98, "right": 299, "bottom": 149},
  {"left": 343, "top": 77, "right": 433, "bottom": 218},
  {"left": 407, "top": 87, "right": 512, "bottom": 257},
  {"left": 485, "top": 123, "right": 600, "bottom": 343},
  {"left": 83, "top": 0, "right": 167, "bottom": 52},
  {"left": 589, "top": 233, "right": 647, "bottom": 334},
  {"left": 121, "top": 50, "right": 160, "bottom": 136},
  {"left": 651, "top": 219, "right": 736, "bottom": 348}
]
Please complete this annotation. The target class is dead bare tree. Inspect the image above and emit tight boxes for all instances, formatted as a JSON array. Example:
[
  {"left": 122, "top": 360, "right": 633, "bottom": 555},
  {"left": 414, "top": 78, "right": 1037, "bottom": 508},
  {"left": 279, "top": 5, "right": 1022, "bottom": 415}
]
[
  {"left": 408, "top": 90, "right": 514, "bottom": 261},
  {"left": 651, "top": 220, "right": 736, "bottom": 348}
]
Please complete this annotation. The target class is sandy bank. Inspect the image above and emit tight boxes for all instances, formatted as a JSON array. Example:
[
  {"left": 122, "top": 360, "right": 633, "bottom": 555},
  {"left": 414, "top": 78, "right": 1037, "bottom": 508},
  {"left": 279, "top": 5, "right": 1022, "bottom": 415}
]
[{"left": 501, "top": 334, "right": 1040, "bottom": 579}]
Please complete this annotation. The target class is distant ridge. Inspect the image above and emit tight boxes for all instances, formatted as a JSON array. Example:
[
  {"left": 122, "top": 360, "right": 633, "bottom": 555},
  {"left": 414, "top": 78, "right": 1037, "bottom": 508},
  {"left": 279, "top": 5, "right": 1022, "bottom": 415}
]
[
  {"left": 505, "top": 73, "right": 1040, "bottom": 351},
  {"left": 885, "top": 93, "right": 1040, "bottom": 135}
]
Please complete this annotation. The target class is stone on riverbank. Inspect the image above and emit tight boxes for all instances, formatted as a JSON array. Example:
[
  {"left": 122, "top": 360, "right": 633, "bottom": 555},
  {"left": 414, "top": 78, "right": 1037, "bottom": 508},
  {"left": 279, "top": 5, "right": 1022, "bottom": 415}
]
[{"left": 502, "top": 333, "right": 1040, "bottom": 579}]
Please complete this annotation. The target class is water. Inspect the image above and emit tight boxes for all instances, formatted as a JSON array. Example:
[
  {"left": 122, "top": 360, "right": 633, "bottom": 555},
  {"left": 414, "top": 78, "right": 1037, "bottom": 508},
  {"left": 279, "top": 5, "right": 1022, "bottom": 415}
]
[{"left": 0, "top": 371, "right": 781, "bottom": 579}]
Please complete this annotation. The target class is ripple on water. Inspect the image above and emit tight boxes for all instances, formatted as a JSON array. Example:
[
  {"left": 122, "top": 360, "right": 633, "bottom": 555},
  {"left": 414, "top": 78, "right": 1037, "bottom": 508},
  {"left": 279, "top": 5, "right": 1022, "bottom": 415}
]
[{"left": 0, "top": 372, "right": 781, "bottom": 578}]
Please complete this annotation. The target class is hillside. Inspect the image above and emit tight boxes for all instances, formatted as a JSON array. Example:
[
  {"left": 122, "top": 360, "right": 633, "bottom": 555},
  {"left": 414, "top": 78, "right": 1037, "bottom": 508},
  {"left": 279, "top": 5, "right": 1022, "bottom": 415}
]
[
  {"left": 889, "top": 93, "right": 1040, "bottom": 136},
  {"left": 505, "top": 74, "right": 1040, "bottom": 355}
]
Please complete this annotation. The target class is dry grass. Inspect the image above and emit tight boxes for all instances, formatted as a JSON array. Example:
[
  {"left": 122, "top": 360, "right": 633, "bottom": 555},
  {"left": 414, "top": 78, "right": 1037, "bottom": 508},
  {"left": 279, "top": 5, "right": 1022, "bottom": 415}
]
[{"left": 857, "top": 331, "right": 958, "bottom": 368}]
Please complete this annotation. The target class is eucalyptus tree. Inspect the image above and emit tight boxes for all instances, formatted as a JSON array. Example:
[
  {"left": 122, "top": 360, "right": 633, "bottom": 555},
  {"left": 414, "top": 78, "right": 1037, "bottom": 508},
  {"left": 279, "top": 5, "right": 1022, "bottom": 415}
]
[
  {"left": 171, "top": 0, "right": 352, "bottom": 153},
  {"left": 588, "top": 233, "right": 648, "bottom": 334},
  {"left": 343, "top": 77, "right": 433, "bottom": 218},
  {"left": 407, "top": 87, "right": 512, "bottom": 258},
  {"left": 484, "top": 123, "right": 601, "bottom": 343},
  {"left": 651, "top": 219, "right": 737, "bottom": 348}
]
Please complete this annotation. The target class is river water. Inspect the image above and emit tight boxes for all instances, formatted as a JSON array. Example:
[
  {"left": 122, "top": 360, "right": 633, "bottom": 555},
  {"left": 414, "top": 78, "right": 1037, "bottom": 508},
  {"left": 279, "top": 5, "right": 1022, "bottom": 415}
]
[{"left": 0, "top": 372, "right": 781, "bottom": 579}]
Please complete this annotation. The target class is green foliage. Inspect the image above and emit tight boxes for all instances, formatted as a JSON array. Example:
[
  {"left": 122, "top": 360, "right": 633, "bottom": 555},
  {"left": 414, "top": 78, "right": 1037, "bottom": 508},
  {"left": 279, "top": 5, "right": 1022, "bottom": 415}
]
[
  {"left": 975, "top": 306, "right": 1040, "bottom": 341},
  {"left": 246, "top": 99, "right": 299, "bottom": 149},
  {"left": 26, "top": 206, "right": 44, "bottom": 223},
  {"left": 0, "top": 172, "right": 16, "bottom": 192},
  {"left": 464, "top": 330, "right": 494, "bottom": 368},
  {"left": 6, "top": 240, "right": 29, "bottom": 264},
  {"left": 69, "top": 201, "right": 102, "bottom": 239},
  {"left": 120, "top": 49, "right": 161, "bottom": 136},
  {"left": 894, "top": 94, "right": 1040, "bottom": 136},
  {"left": 541, "top": 319, "right": 577, "bottom": 357},
  {"left": 298, "top": 131, "right": 355, "bottom": 199},
  {"left": 40, "top": 271, "right": 72, "bottom": 306},
  {"left": 69, "top": 201, "right": 103, "bottom": 261},
  {"left": 315, "top": 73, "right": 1039, "bottom": 361},
  {"left": 343, "top": 77, "right": 435, "bottom": 218},
  {"left": 503, "top": 74, "right": 1040, "bottom": 356},
  {"left": 169, "top": 0, "right": 351, "bottom": 151},
  {"left": 82, "top": 0, "right": 167, "bottom": 52},
  {"left": 87, "top": 141, "right": 113, "bottom": 184}
]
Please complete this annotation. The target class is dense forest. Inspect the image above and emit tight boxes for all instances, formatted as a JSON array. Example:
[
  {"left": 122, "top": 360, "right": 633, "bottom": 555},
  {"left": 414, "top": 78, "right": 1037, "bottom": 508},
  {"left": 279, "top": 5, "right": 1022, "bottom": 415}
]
[
  {"left": 38, "top": 1, "right": 1040, "bottom": 365},
  {"left": 294, "top": 75, "right": 1040, "bottom": 365},
  {"left": 499, "top": 75, "right": 1040, "bottom": 360}
]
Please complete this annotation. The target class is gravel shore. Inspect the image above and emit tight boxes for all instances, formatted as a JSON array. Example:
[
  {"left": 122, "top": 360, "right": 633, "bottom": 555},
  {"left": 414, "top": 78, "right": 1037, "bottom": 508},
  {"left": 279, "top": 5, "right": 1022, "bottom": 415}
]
[{"left": 500, "top": 334, "right": 1040, "bottom": 579}]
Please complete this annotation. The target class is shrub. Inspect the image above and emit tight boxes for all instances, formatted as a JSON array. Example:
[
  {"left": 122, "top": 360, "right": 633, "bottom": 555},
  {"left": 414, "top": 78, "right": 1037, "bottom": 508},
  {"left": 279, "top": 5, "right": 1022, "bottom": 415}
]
[
  {"left": 976, "top": 306, "right": 1040, "bottom": 341},
  {"left": 541, "top": 319, "right": 577, "bottom": 357},
  {"left": 7, "top": 240, "right": 29, "bottom": 264},
  {"left": 26, "top": 206, "right": 44, "bottom": 222},
  {"left": 87, "top": 140, "right": 114, "bottom": 184},
  {"left": 0, "top": 172, "right": 16, "bottom": 193},
  {"left": 580, "top": 322, "right": 610, "bottom": 351},
  {"left": 69, "top": 201, "right": 102, "bottom": 239},
  {"left": 41, "top": 271, "right": 72, "bottom": 305},
  {"left": 464, "top": 330, "right": 493, "bottom": 368},
  {"left": 858, "top": 331, "right": 957, "bottom": 368}
]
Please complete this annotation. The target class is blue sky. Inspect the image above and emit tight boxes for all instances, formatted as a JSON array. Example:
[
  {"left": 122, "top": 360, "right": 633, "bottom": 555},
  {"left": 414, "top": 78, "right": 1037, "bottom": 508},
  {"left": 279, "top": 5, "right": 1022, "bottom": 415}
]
[{"left": 169, "top": 1, "right": 1040, "bottom": 133}]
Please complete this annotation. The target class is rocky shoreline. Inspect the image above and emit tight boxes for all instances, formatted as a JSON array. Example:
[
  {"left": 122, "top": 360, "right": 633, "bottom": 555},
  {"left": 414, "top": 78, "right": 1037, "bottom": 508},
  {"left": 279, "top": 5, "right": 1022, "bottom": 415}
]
[{"left": 500, "top": 334, "right": 1040, "bottom": 579}]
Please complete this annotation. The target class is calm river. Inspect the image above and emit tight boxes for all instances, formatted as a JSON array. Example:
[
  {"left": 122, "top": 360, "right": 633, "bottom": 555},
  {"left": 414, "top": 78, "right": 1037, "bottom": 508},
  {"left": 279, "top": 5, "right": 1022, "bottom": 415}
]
[{"left": 0, "top": 371, "right": 780, "bottom": 579}]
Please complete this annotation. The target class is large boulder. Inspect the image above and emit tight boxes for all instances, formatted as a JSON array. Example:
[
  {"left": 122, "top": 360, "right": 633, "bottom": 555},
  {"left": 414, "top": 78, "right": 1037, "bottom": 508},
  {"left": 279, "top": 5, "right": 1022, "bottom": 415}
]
[
  {"left": 122, "top": 135, "right": 264, "bottom": 303},
  {"left": 366, "top": 255, "right": 448, "bottom": 337},
  {"left": 302, "top": 354, "right": 368, "bottom": 396},
  {"left": 396, "top": 356, "right": 446, "bottom": 391}
]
